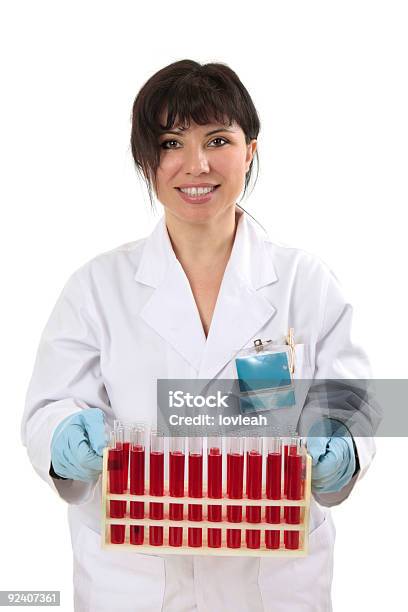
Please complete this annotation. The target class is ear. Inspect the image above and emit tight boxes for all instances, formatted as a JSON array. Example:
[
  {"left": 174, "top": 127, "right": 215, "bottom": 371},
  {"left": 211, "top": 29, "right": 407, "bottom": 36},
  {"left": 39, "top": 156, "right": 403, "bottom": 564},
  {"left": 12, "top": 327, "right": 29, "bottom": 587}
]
[{"left": 245, "top": 139, "right": 257, "bottom": 172}]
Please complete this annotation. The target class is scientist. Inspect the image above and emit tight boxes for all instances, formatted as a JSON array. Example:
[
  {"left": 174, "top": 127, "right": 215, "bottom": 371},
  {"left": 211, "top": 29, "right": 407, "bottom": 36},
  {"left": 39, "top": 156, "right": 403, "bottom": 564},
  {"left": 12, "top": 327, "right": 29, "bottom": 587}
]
[{"left": 22, "top": 59, "right": 376, "bottom": 612}]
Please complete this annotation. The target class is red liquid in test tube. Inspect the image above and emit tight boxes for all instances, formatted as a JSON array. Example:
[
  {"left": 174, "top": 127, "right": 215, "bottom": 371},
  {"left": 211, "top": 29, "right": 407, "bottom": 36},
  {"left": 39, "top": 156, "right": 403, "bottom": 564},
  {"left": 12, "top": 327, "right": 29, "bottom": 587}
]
[
  {"left": 188, "top": 438, "right": 203, "bottom": 547},
  {"left": 108, "top": 430, "right": 126, "bottom": 544},
  {"left": 149, "top": 431, "right": 164, "bottom": 546},
  {"left": 283, "top": 442, "right": 289, "bottom": 497},
  {"left": 120, "top": 431, "right": 130, "bottom": 522},
  {"left": 284, "top": 441, "right": 300, "bottom": 513},
  {"left": 122, "top": 441, "right": 130, "bottom": 489},
  {"left": 284, "top": 437, "right": 303, "bottom": 550},
  {"left": 265, "top": 437, "right": 282, "bottom": 549},
  {"left": 129, "top": 426, "right": 145, "bottom": 545},
  {"left": 169, "top": 438, "right": 186, "bottom": 547},
  {"left": 245, "top": 438, "right": 263, "bottom": 549},
  {"left": 227, "top": 451, "right": 231, "bottom": 497},
  {"left": 207, "top": 438, "right": 222, "bottom": 548},
  {"left": 227, "top": 437, "right": 244, "bottom": 548}
]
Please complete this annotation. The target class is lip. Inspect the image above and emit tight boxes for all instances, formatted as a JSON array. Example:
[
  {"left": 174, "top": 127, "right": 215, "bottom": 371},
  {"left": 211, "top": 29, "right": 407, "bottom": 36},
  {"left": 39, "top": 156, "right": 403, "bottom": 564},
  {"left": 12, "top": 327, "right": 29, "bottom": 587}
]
[
  {"left": 176, "top": 184, "right": 220, "bottom": 204},
  {"left": 176, "top": 183, "right": 219, "bottom": 188}
]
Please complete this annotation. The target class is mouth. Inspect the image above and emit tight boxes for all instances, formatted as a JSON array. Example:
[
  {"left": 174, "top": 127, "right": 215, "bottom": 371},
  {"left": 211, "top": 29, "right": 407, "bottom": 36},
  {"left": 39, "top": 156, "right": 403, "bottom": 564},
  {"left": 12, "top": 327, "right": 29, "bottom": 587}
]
[{"left": 175, "top": 184, "right": 220, "bottom": 203}]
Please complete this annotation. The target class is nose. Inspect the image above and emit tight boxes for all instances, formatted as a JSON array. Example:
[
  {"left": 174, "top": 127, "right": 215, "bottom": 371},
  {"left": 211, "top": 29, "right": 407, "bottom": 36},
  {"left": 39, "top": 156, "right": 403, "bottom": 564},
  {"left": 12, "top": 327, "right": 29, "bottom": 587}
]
[{"left": 182, "top": 145, "right": 210, "bottom": 175}]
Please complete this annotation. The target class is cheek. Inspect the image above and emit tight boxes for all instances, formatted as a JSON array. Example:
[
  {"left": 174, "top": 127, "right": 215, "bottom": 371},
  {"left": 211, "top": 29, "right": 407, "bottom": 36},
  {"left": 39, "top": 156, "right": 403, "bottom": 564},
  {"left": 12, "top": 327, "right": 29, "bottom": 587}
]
[
  {"left": 157, "top": 156, "right": 179, "bottom": 181},
  {"left": 216, "top": 151, "right": 247, "bottom": 184}
]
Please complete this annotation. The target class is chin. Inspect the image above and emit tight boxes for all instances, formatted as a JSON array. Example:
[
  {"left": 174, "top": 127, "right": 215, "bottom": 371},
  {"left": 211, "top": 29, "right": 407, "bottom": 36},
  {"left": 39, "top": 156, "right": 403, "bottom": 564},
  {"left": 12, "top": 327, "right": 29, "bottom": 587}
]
[
  {"left": 164, "top": 202, "right": 219, "bottom": 223},
  {"left": 168, "top": 196, "right": 237, "bottom": 220}
]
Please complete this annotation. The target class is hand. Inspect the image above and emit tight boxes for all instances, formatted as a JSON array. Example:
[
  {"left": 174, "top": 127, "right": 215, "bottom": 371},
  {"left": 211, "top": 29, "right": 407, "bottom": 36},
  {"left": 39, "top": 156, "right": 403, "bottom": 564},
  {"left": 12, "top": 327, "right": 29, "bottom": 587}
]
[
  {"left": 50, "top": 408, "right": 107, "bottom": 482},
  {"left": 306, "top": 419, "right": 356, "bottom": 493}
]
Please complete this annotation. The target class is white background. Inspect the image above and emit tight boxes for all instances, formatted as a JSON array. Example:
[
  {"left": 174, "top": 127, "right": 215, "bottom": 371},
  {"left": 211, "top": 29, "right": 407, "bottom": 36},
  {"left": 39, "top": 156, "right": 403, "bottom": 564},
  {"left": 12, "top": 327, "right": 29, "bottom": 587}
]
[{"left": 1, "top": 1, "right": 407, "bottom": 610}]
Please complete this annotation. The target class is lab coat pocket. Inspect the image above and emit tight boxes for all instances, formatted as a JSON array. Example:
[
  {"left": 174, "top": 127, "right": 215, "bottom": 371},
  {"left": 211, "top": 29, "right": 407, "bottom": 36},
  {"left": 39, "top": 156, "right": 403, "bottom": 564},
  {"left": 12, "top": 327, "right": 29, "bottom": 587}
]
[
  {"left": 72, "top": 523, "right": 165, "bottom": 612},
  {"left": 257, "top": 513, "right": 335, "bottom": 612}
]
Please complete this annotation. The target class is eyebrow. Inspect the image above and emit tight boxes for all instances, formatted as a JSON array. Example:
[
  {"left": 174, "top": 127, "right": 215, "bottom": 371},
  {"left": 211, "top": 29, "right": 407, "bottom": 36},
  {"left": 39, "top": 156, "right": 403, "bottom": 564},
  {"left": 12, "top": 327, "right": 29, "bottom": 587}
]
[{"left": 159, "top": 127, "right": 236, "bottom": 137}]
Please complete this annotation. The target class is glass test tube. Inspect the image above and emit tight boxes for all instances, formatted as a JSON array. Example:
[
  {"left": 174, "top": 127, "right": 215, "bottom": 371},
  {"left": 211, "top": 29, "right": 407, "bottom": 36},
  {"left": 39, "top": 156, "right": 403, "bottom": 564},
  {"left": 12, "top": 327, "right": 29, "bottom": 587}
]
[
  {"left": 283, "top": 440, "right": 289, "bottom": 497},
  {"left": 169, "top": 437, "right": 186, "bottom": 547},
  {"left": 207, "top": 436, "right": 223, "bottom": 548},
  {"left": 113, "top": 421, "right": 130, "bottom": 495},
  {"left": 284, "top": 436, "right": 303, "bottom": 550},
  {"left": 129, "top": 426, "right": 145, "bottom": 545},
  {"left": 188, "top": 437, "right": 203, "bottom": 547},
  {"left": 265, "top": 437, "right": 282, "bottom": 549},
  {"left": 149, "top": 430, "right": 164, "bottom": 546},
  {"left": 226, "top": 437, "right": 244, "bottom": 548},
  {"left": 283, "top": 434, "right": 299, "bottom": 497},
  {"left": 108, "top": 429, "right": 126, "bottom": 544},
  {"left": 245, "top": 437, "right": 263, "bottom": 549}
]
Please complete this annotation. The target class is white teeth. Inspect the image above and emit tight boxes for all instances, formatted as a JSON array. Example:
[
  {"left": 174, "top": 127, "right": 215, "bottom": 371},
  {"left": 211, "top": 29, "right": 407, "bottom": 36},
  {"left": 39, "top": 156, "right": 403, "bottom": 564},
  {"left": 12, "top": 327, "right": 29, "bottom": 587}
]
[{"left": 180, "top": 186, "right": 216, "bottom": 196}]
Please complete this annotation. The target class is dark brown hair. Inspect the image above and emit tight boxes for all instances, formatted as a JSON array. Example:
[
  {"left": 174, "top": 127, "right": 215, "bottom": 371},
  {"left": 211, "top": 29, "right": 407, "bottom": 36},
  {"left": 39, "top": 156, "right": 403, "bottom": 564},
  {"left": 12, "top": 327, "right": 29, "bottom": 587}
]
[{"left": 130, "top": 59, "right": 261, "bottom": 212}]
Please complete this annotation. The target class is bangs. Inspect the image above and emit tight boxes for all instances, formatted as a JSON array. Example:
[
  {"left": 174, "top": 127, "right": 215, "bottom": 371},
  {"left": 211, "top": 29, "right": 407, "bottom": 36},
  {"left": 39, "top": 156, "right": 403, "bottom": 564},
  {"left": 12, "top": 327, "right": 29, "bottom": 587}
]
[{"left": 154, "top": 78, "right": 237, "bottom": 134}]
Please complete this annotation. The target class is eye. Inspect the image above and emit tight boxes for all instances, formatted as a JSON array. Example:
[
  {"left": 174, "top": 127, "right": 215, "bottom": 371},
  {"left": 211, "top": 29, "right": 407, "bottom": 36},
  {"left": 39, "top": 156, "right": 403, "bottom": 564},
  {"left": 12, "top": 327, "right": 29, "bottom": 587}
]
[
  {"left": 209, "top": 137, "right": 229, "bottom": 147},
  {"left": 160, "top": 139, "right": 180, "bottom": 150}
]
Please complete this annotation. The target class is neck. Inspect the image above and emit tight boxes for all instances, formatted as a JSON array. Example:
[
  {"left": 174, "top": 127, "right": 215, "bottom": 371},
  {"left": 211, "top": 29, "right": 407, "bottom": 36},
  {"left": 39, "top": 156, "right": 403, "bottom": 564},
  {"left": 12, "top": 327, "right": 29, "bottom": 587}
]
[{"left": 165, "top": 206, "right": 242, "bottom": 268}]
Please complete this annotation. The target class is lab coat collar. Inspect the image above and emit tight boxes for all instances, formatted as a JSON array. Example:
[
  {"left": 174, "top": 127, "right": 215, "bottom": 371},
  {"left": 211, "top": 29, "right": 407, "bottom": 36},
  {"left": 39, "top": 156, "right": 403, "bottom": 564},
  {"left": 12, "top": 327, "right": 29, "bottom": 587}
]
[
  {"left": 134, "top": 209, "right": 277, "bottom": 290},
  {"left": 135, "top": 208, "right": 279, "bottom": 378}
]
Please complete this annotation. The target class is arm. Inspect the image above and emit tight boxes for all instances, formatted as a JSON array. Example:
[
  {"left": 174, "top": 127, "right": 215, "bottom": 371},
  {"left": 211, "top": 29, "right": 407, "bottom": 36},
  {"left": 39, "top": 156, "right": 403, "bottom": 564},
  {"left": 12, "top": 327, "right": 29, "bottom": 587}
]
[
  {"left": 307, "top": 265, "right": 381, "bottom": 507},
  {"left": 21, "top": 266, "right": 111, "bottom": 504}
]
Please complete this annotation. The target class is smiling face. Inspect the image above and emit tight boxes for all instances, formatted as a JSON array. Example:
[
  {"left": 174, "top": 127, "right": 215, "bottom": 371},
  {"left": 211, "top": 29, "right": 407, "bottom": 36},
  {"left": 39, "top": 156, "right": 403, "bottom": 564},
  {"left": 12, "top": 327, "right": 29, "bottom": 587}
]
[{"left": 155, "top": 115, "right": 257, "bottom": 225}]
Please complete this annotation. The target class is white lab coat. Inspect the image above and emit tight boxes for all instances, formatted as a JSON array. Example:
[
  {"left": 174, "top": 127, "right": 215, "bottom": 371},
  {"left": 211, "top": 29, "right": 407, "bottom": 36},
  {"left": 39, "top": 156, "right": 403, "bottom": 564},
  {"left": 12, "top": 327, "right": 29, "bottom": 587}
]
[{"left": 22, "top": 208, "right": 375, "bottom": 612}]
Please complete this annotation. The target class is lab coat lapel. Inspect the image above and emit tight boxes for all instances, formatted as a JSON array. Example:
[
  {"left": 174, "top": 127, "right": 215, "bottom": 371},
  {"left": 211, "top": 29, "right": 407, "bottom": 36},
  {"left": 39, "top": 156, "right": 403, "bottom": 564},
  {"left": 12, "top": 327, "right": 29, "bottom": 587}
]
[
  {"left": 134, "top": 211, "right": 278, "bottom": 378},
  {"left": 197, "top": 212, "right": 278, "bottom": 379},
  {"left": 135, "top": 217, "right": 206, "bottom": 372}
]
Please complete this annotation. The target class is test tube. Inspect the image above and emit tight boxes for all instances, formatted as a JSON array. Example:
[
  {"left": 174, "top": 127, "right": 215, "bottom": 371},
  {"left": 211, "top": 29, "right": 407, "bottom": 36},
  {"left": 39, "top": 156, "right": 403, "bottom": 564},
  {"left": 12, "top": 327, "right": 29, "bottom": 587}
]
[
  {"left": 108, "top": 429, "right": 126, "bottom": 544},
  {"left": 283, "top": 440, "right": 289, "bottom": 497},
  {"left": 129, "top": 426, "right": 145, "bottom": 545},
  {"left": 169, "top": 437, "right": 186, "bottom": 547},
  {"left": 113, "top": 421, "right": 130, "bottom": 494},
  {"left": 265, "top": 437, "right": 282, "bottom": 549},
  {"left": 284, "top": 436, "right": 302, "bottom": 504},
  {"left": 283, "top": 434, "right": 300, "bottom": 496},
  {"left": 188, "top": 437, "right": 203, "bottom": 547},
  {"left": 123, "top": 427, "right": 131, "bottom": 491},
  {"left": 245, "top": 437, "right": 263, "bottom": 549},
  {"left": 284, "top": 436, "right": 303, "bottom": 550},
  {"left": 149, "top": 430, "right": 164, "bottom": 546},
  {"left": 226, "top": 437, "right": 244, "bottom": 548},
  {"left": 207, "top": 436, "right": 223, "bottom": 548}
]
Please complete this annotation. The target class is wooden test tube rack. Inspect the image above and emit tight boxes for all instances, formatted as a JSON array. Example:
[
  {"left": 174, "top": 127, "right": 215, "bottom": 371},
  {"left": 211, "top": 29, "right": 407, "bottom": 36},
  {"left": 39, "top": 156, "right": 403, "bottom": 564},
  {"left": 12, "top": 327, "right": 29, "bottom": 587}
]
[{"left": 101, "top": 447, "right": 312, "bottom": 557}]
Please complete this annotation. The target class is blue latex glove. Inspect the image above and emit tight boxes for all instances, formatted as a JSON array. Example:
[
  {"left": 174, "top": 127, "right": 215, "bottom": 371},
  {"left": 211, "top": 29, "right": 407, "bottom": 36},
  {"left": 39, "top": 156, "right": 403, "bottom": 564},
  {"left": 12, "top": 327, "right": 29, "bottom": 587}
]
[
  {"left": 51, "top": 408, "right": 107, "bottom": 482},
  {"left": 306, "top": 419, "right": 356, "bottom": 493}
]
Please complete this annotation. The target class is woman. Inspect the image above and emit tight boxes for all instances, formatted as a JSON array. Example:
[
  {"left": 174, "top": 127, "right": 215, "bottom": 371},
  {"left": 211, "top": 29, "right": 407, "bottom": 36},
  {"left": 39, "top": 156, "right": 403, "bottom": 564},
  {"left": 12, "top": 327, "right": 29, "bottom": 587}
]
[{"left": 22, "top": 59, "right": 376, "bottom": 612}]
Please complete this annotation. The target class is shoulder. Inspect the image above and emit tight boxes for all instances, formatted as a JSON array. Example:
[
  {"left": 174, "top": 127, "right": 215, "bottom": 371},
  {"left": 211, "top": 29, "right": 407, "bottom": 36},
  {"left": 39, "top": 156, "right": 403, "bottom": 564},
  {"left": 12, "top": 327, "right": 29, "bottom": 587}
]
[
  {"left": 88, "top": 237, "right": 147, "bottom": 269},
  {"left": 263, "top": 234, "right": 337, "bottom": 286},
  {"left": 63, "top": 236, "right": 148, "bottom": 292}
]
